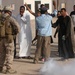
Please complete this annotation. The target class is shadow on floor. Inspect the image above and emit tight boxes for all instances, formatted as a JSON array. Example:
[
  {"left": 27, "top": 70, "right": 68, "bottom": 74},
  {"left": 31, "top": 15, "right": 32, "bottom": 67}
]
[
  {"left": 21, "top": 73, "right": 40, "bottom": 75},
  {"left": 14, "top": 59, "right": 34, "bottom": 64}
]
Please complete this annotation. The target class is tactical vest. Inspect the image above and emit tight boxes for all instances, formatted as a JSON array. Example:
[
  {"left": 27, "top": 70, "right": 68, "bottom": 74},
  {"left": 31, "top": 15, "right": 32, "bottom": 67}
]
[
  {"left": 5, "top": 16, "right": 12, "bottom": 35},
  {"left": 5, "top": 16, "right": 18, "bottom": 35},
  {"left": 0, "top": 15, "right": 18, "bottom": 37},
  {"left": 0, "top": 15, "right": 12, "bottom": 37},
  {"left": 0, "top": 15, "right": 18, "bottom": 42}
]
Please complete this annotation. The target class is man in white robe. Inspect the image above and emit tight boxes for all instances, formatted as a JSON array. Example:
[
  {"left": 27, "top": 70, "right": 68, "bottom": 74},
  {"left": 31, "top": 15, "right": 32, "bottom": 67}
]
[{"left": 16, "top": 6, "right": 32, "bottom": 58}]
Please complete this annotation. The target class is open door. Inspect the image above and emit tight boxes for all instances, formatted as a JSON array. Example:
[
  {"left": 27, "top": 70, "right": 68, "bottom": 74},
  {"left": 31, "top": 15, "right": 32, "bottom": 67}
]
[{"left": 35, "top": 1, "right": 41, "bottom": 13}]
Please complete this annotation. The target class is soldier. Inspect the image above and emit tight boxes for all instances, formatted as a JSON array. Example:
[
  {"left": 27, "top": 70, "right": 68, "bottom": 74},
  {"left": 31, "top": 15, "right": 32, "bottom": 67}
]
[
  {"left": 0, "top": 6, "right": 20, "bottom": 74},
  {"left": 0, "top": 5, "right": 4, "bottom": 72}
]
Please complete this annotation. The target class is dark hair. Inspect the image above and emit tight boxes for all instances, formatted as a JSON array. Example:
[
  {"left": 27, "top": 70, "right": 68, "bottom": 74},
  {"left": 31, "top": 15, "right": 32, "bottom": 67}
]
[
  {"left": 58, "top": 11, "right": 61, "bottom": 13},
  {"left": 61, "top": 8, "right": 66, "bottom": 11},
  {"left": 20, "top": 6, "right": 25, "bottom": 10},
  {"left": 40, "top": 4, "right": 45, "bottom": 8},
  {"left": 73, "top": 5, "right": 75, "bottom": 8},
  {"left": 37, "top": 9, "right": 41, "bottom": 12},
  {"left": 0, "top": 10, "right": 2, "bottom": 12},
  {"left": 40, "top": 10, "right": 47, "bottom": 14}
]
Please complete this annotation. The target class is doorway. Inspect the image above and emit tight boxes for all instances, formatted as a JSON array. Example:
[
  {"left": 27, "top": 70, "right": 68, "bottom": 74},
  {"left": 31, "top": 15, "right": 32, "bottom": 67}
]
[{"left": 35, "top": 1, "right": 41, "bottom": 13}]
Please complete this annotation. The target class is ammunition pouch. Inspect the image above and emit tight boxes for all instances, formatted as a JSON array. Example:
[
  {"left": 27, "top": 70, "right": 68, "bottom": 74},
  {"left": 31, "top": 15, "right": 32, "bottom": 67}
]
[
  {"left": 0, "top": 25, "right": 5, "bottom": 38},
  {"left": 6, "top": 35, "right": 13, "bottom": 43}
]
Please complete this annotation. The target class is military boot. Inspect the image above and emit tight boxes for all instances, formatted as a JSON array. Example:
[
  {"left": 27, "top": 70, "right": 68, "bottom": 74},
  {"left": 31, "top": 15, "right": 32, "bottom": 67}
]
[
  {"left": 1, "top": 69, "right": 7, "bottom": 74},
  {"left": 2, "top": 69, "right": 17, "bottom": 74},
  {"left": 6, "top": 69, "right": 17, "bottom": 74},
  {"left": 33, "top": 59, "right": 38, "bottom": 64}
]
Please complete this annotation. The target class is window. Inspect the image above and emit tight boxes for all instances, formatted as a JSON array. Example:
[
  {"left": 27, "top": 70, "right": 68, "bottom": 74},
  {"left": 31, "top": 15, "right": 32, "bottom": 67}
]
[
  {"left": 26, "top": 4, "right": 31, "bottom": 10},
  {"left": 45, "top": 4, "right": 49, "bottom": 9},
  {"left": 61, "top": 3, "right": 66, "bottom": 8},
  {"left": 38, "top": 4, "right": 41, "bottom": 9}
]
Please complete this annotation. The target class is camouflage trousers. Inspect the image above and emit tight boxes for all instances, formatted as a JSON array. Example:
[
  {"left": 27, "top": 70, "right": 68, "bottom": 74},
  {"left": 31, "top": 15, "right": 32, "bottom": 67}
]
[{"left": 0, "top": 38, "right": 14, "bottom": 70}]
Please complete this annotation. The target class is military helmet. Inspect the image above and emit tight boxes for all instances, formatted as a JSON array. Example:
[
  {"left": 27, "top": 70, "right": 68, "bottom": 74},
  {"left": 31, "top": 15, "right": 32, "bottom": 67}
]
[{"left": 3, "top": 6, "right": 12, "bottom": 12}]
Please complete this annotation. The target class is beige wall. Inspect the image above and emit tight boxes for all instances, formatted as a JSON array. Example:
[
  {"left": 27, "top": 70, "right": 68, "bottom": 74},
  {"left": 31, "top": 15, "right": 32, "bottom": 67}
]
[
  {"left": 41, "top": 0, "right": 52, "bottom": 13},
  {"left": 24, "top": 0, "right": 35, "bottom": 20},
  {"left": 0, "top": 0, "right": 2, "bottom": 5},
  {"left": 58, "top": 0, "right": 75, "bottom": 14},
  {"left": 2, "top": 0, "right": 53, "bottom": 20},
  {"left": 2, "top": 0, "right": 23, "bottom": 16},
  {"left": 24, "top": 0, "right": 53, "bottom": 20}
]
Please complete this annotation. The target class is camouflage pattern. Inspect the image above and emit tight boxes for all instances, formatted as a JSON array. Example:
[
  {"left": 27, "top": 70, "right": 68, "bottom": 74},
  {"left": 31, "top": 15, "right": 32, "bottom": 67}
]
[
  {"left": 0, "top": 39, "right": 14, "bottom": 70},
  {"left": 0, "top": 38, "right": 6, "bottom": 69},
  {"left": 0, "top": 13, "right": 20, "bottom": 71},
  {"left": 5, "top": 14, "right": 20, "bottom": 33},
  {"left": 3, "top": 39, "right": 14, "bottom": 70}
]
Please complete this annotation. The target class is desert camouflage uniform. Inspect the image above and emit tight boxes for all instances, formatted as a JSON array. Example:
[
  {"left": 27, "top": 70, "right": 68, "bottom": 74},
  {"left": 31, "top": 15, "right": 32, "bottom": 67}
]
[
  {"left": 0, "top": 13, "right": 20, "bottom": 72},
  {"left": 0, "top": 38, "right": 6, "bottom": 71},
  {"left": 0, "top": 38, "right": 14, "bottom": 70}
]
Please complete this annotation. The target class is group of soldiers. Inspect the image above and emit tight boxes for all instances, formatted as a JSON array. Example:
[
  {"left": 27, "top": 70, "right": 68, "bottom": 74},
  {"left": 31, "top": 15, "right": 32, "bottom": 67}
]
[{"left": 0, "top": 6, "right": 20, "bottom": 74}]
